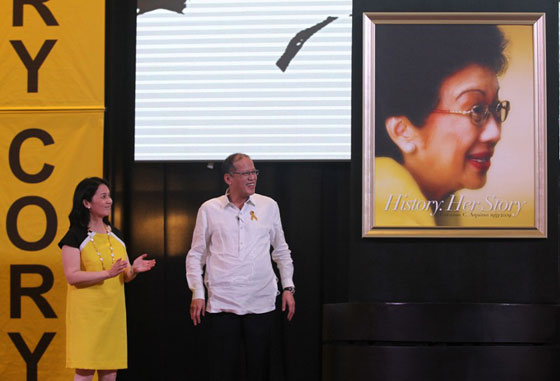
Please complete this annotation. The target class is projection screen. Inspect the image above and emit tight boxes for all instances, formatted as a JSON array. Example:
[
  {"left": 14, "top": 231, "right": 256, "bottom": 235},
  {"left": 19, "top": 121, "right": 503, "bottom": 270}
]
[{"left": 135, "top": 0, "right": 352, "bottom": 161}]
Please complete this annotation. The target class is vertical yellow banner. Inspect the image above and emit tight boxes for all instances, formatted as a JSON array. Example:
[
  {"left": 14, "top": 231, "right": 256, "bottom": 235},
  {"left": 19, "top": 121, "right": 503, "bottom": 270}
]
[
  {"left": 0, "top": 0, "right": 105, "bottom": 380},
  {"left": 0, "top": 114, "right": 104, "bottom": 380},
  {"left": 0, "top": 0, "right": 105, "bottom": 108}
]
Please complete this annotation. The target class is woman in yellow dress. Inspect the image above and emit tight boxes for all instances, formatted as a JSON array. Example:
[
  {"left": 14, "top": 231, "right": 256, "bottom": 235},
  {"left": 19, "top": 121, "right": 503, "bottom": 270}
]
[{"left": 59, "top": 177, "right": 155, "bottom": 381}]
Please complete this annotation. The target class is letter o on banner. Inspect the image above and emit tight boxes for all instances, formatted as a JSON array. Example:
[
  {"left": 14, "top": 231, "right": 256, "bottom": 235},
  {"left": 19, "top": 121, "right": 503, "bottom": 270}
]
[{"left": 6, "top": 196, "right": 57, "bottom": 251}]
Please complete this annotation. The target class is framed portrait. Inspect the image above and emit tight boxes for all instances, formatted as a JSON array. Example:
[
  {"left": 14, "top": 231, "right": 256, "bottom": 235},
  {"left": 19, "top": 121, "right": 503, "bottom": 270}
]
[{"left": 362, "top": 13, "right": 547, "bottom": 238}]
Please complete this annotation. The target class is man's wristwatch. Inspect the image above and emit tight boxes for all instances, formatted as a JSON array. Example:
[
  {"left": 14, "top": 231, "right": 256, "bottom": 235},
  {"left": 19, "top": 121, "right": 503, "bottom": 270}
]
[{"left": 283, "top": 286, "right": 295, "bottom": 295}]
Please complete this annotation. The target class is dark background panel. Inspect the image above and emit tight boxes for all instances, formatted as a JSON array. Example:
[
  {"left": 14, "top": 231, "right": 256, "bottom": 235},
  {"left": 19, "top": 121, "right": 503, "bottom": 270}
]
[
  {"left": 323, "top": 303, "right": 559, "bottom": 343},
  {"left": 124, "top": 164, "right": 166, "bottom": 380},
  {"left": 104, "top": 0, "right": 559, "bottom": 380},
  {"left": 349, "top": 0, "right": 559, "bottom": 304},
  {"left": 106, "top": 161, "right": 351, "bottom": 380},
  {"left": 323, "top": 345, "right": 560, "bottom": 381},
  {"left": 349, "top": 239, "right": 558, "bottom": 302}
]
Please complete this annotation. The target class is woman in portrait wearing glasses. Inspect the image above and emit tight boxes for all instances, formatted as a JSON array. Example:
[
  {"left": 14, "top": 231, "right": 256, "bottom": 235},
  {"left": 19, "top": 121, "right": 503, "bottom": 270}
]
[{"left": 374, "top": 24, "right": 511, "bottom": 226}]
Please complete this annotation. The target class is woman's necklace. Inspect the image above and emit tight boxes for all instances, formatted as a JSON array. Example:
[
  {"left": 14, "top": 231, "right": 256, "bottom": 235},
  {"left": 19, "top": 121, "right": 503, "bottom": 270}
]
[{"left": 87, "top": 225, "right": 115, "bottom": 270}]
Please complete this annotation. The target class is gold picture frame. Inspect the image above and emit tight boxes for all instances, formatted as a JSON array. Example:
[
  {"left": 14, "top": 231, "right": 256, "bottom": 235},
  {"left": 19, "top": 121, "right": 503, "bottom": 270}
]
[{"left": 362, "top": 13, "right": 547, "bottom": 238}]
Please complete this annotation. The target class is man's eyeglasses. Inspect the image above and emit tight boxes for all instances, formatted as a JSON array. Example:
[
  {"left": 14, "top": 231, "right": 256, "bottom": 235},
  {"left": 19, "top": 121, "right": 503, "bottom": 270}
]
[
  {"left": 432, "top": 100, "right": 510, "bottom": 127},
  {"left": 230, "top": 170, "right": 259, "bottom": 177}
]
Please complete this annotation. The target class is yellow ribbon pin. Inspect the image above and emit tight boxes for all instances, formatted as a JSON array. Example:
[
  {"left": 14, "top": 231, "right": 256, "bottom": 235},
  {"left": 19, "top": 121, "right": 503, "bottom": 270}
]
[{"left": 250, "top": 211, "right": 258, "bottom": 221}]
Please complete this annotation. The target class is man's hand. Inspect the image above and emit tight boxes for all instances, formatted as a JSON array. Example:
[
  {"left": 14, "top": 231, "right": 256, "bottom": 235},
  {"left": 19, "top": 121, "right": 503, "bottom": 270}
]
[
  {"left": 190, "top": 298, "right": 206, "bottom": 326},
  {"left": 282, "top": 290, "right": 295, "bottom": 321}
]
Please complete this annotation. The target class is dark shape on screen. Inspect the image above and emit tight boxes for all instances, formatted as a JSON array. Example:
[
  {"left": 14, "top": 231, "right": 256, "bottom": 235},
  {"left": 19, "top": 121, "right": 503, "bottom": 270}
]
[
  {"left": 137, "top": 0, "right": 187, "bottom": 15},
  {"left": 276, "top": 16, "right": 338, "bottom": 72}
]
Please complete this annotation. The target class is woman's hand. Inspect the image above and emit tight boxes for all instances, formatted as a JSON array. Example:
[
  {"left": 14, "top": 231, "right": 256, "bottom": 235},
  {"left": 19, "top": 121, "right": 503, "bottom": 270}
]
[
  {"left": 62, "top": 245, "right": 120, "bottom": 287},
  {"left": 123, "top": 254, "right": 156, "bottom": 282},
  {"left": 131, "top": 254, "right": 156, "bottom": 274},
  {"left": 106, "top": 258, "right": 128, "bottom": 278}
]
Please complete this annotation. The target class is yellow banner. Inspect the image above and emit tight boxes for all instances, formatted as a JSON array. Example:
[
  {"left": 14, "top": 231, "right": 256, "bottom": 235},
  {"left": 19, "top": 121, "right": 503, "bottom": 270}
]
[
  {"left": 0, "top": 0, "right": 105, "bottom": 379},
  {"left": 0, "top": 112, "right": 104, "bottom": 380},
  {"left": 0, "top": 0, "right": 105, "bottom": 108}
]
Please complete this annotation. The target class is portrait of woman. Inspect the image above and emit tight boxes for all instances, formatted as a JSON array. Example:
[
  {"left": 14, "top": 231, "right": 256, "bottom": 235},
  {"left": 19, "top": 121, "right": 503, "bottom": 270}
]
[
  {"left": 372, "top": 24, "right": 532, "bottom": 227},
  {"left": 58, "top": 177, "right": 156, "bottom": 381}
]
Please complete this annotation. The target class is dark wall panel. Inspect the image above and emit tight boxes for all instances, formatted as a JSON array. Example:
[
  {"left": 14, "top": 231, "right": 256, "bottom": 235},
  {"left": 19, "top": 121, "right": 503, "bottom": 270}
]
[
  {"left": 349, "top": 0, "right": 559, "bottom": 304},
  {"left": 327, "top": 0, "right": 560, "bottom": 379},
  {"left": 105, "top": 0, "right": 558, "bottom": 380},
  {"left": 323, "top": 345, "right": 560, "bottom": 381},
  {"left": 124, "top": 164, "right": 167, "bottom": 380},
  {"left": 108, "top": 160, "right": 351, "bottom": 380}
]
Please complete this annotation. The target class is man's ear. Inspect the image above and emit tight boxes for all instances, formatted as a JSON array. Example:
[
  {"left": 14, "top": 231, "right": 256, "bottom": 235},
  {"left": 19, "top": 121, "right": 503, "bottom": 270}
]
[
  {"left": 224, "top": 173, "right": 232, "bottom": 185},
  {"left": 385, "top": 116, "right": 420, "bottom": 155}
]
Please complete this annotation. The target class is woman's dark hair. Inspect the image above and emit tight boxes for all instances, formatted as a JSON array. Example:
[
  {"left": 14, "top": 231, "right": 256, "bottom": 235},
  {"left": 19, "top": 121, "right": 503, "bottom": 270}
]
[
  {"left": 222, "top": 153, "right": 250, "bottom": 175},
  {"left": 375, "top": 24, "right": 508, "bottom": 161},
  {"left": 68, "top": 177, "right": 110, "bottom": 228}
]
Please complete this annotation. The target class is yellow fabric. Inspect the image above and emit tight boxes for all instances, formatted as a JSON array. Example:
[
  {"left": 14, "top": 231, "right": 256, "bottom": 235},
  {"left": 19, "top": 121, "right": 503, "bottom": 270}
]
[
  {"left": 374, "top": 157, "right": 436, "bottom": 227},
  {"left": 1, "top": 0, "right": 105, "bottom": 377},
  {"left": 0, "top": 113, "right": 103, "bottom": 380},
  {"left": 0, "top": 0, "right": 105, "bottom": 108},
  {"left": 66, "top": 233, "right": 127, "bottom": 369}
]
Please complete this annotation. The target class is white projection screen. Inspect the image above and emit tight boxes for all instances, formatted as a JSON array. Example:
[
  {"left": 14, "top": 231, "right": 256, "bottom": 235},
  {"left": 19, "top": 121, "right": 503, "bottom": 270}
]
[{"left": 135, "top": 0, "right": 352, "bottom": 161}]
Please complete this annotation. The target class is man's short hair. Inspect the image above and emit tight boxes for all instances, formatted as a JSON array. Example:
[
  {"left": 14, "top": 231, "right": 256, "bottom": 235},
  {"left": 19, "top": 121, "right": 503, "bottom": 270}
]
[{"left": 222, "top": 153, "right": 250, "bottom": 175}]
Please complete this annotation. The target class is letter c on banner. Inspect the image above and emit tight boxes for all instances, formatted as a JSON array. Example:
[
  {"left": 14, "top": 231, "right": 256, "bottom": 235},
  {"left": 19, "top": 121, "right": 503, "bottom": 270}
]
[
  {"left": 9, "top": 128, "right": 55, "bottom": 183},
  {"left": 6, "top": 196, "right": 57, "bottom": 251}
]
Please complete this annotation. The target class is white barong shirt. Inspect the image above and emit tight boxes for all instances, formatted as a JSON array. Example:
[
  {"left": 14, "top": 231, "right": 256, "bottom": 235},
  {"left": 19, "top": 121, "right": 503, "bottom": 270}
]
[{"left": 186, "top": 192, "right": 294, "bottom": 315}]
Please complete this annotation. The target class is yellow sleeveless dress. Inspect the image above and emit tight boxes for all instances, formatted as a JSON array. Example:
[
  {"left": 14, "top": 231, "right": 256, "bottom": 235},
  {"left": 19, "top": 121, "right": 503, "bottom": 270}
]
[{"left": 61, "top": 227, "right": 128, "bottom": 369}]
